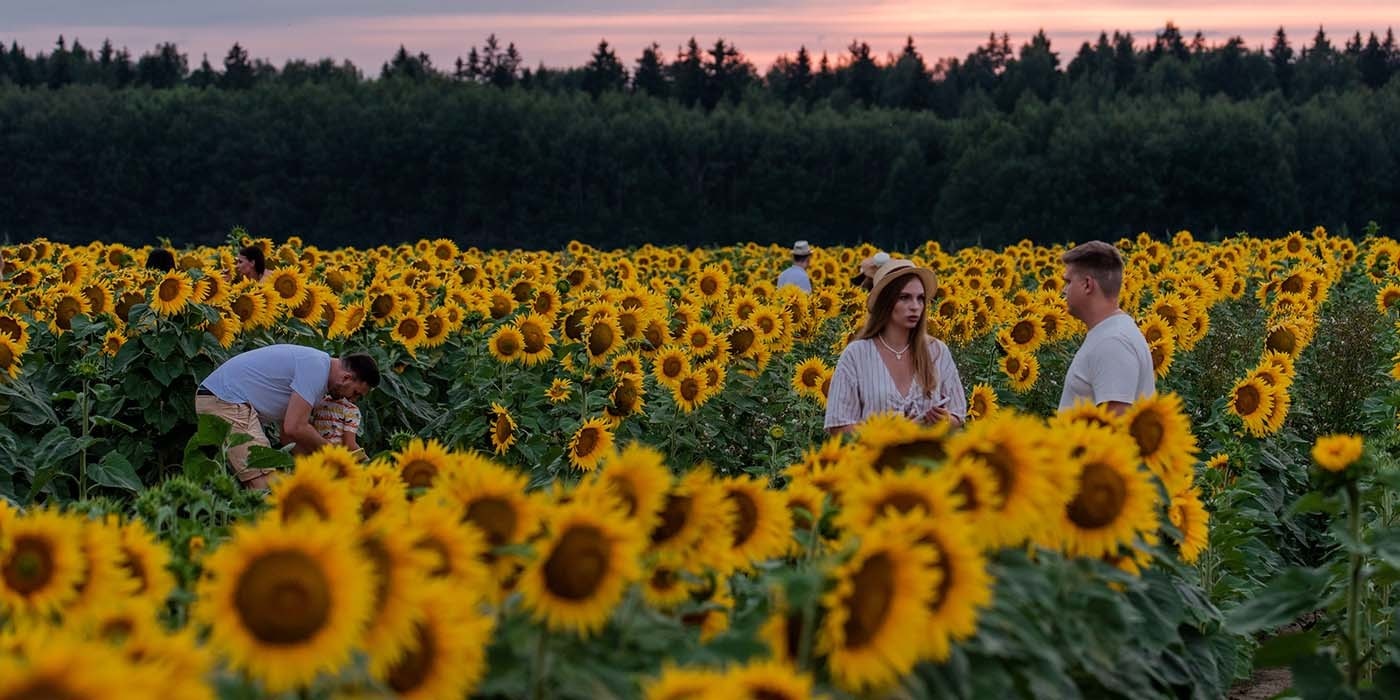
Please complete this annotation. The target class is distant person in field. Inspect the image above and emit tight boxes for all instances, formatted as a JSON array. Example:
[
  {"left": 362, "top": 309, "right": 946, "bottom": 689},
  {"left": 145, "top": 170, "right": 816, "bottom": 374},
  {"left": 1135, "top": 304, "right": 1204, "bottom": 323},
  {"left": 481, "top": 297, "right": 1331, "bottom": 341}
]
[
  {"left": 196, "top": 344, "right": 380, "bottom": 489},
  {"left": 145, "top": 248, "right": 176, "bottom": 272},
  {"left": 776, "top": 240, "right": 814, "bottom": 293},
  {"left": 825, "top": 259, "right": 967, "bottom": 435},
  {"left": 233, "top": 245, "right": 270, "bottom": 283},
  {"left": 1058, "top": 241, "right": 1155, "bottom": 415},
  {"left": 852, "top": 251, "right": 890, "bottom": 291},
  {"left": 312, "top": 392, "right": 367, "bottom": 462}
]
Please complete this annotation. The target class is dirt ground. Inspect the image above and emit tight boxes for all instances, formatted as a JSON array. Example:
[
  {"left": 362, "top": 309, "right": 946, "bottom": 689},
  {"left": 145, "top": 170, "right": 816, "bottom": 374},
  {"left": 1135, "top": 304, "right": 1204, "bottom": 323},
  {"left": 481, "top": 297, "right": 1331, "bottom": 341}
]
[{"left": 1227, "top": 668, "right": 1293, "bottom": 700}]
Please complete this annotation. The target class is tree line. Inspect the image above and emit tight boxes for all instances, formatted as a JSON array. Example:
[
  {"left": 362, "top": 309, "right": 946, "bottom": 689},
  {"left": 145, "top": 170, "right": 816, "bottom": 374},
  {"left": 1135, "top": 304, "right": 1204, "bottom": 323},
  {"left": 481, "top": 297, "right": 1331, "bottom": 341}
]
[{"left": 0, "top": 25, "right": 1397, "bottom": 249}]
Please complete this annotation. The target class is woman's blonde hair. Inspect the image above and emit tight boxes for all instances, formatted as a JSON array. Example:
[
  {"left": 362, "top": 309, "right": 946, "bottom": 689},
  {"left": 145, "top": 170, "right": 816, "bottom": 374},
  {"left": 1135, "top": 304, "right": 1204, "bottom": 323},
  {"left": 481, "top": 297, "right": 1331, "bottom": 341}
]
[{"left": 855, "top": 269, "right": 937, "bottom": 397}]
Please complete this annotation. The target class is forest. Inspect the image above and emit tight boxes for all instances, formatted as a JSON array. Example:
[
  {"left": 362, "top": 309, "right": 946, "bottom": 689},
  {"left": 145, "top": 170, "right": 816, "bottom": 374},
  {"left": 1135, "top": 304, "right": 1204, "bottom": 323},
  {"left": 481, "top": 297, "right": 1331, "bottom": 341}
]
[{"left": 0, "top": 23, "right": 1397, "bottom": 249}]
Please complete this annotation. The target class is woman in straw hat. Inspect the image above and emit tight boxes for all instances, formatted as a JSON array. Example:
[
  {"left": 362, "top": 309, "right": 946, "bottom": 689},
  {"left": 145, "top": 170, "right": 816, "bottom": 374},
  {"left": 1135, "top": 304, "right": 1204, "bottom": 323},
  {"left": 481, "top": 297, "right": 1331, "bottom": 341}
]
[{"left": 824, "top": 259, "right": 967, "bottom": 435}]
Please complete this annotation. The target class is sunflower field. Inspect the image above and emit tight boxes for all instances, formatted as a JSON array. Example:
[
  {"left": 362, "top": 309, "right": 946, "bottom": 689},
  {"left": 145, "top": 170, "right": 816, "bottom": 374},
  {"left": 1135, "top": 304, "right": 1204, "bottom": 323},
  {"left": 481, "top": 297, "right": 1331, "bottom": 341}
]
[{"left": 2, "top": 227, "right": 1400, "bottom": 698}]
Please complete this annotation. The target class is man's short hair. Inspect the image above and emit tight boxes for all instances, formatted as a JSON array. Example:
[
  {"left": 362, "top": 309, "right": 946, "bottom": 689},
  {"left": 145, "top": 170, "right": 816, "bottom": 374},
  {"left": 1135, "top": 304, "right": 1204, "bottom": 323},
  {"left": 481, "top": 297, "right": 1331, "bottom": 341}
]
[
  {"left": 1061, "top": 241, "right": 1124, "bottom": 297},
  {"left": 342, "top": 353, "right": 381, "bottom": 388}
]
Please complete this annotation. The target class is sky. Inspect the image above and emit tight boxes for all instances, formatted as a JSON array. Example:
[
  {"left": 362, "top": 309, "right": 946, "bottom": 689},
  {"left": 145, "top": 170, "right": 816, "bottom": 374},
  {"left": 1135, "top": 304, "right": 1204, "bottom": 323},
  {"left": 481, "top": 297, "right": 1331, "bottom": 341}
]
[{"left": 4, "top": 1, "right": 1399, "bottom": 73}]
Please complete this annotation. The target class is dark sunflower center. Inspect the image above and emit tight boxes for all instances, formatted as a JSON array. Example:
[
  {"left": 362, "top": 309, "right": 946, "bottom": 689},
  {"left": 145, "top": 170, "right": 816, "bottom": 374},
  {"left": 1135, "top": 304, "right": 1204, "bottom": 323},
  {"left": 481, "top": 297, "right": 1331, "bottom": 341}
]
[
  {"left": 801, "top": 367, "right": 822, "bottom": 387},
  {"left": 1235, "top": 384, "right": 1261, "bottom": 415},
  {"left": 521, "top": 324, "right": 547, "bottom": 353},
  {"left": 360, "top": 536, "right": 393, "bottom": 610},
  {"left": 1129, "top": 412, "right": 1165, "bottom": 457},
  {"left": 610, "top": 477, "right": 639, "bottom": 517},
  {"left": 280, "top": 484, "right": 331, "bottom": 522},
  {"left": 651, "top": 494, "right": 692, "bottom": 544},
  {"left": 3, "top": 536, "right": 55, "bottom": 595},
  {"left": 588, "top": 325, "right": 615, "bottom": 356},
  {"left": 1005, "top": 356, "right": 1022, "bottom": 375},
  {"left": 399, "top": 319, "right": 421, "bottom": 338},
  {"left": 1067, "top": 462, "right": 1127, "bottom": 529},
  {"left": 387, "top": 620, "right": 438, "bottom": 693},
  {"left": 873, "top": 439, "right": 946, "bottom": 472},
  {"left": 842, "top": 552, "right": 894, "bottom": 649},
  {"left": 7, "top": 677, "right": 83, "bottom": 700},
  {"left": 649, "top": 566, "right": 677, "bottom": 591},
  {"left": 0, "top": 345, "right": 14, "bottom": 368},
  {"left": 400, "top": 460, "right": 438, "bottom": 488},
  {"left": 495, "top": 334, "right": 520, "bottom": 356},
  {"left": 543, "top": 525, "right": 610, "bottom": 601},
  {"left": 233, "top": 296, "right": 256, "bottom": 322},
  {"left": 974, "top": 445, "right": 1017, "bottom": 502},
  {"left": 56, "top": 297, "right": 81, "bottom": 327},
  {"left": 465, "top": 497, "right": 517, "bottom": 548},
  {"left": 233, "top": 550, "right": 332, "bottom": 645},
  {"left": 729, "top": 328, "right": 755, "bottom": 355},
  {"left": 662, "top": 356, "right": 683, "bottom": 378},
  {"left": 158, "top": 278, "right": 182, "bottom": 302},
  {"left": 424, "top": 315, "right": 445, "bottom": 339},
  {"left": 494, "top": 415, "right": 514, "bottom": 442},
  {"left": 574, "top": 428, "right": 600, "bottom": 459},
  {"left": 120, "top": 547, "right": 148, "bottom": 594},
  {"left": 1011, "top": 321, "right": 1034, "bottom": 344},
  {"left": 726, "top": 491, "right": 759, "bottom": 547},
  {"left": 680, "top": 377, "right": 702, "bottom": 402},
  {"left": 1266, "top": 328, "right": 1296, "bottom": 354},
  {"left": 371, "top": 295, "right": 395, "bottom": 318}
]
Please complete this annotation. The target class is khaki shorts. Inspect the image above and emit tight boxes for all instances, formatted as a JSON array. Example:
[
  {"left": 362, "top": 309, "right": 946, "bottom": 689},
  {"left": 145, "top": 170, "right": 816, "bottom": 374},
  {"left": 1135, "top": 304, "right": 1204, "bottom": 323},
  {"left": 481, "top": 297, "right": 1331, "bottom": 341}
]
[{"left": 194, "top": 394, "right": 274, "bottom": 487}]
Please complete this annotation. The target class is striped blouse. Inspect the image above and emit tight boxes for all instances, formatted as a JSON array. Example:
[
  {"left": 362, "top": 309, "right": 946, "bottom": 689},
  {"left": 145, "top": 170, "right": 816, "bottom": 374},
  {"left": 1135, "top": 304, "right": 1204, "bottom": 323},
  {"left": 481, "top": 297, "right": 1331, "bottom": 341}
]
[{"left": 824, "top": 338, "right": 968, "bottom": 430}]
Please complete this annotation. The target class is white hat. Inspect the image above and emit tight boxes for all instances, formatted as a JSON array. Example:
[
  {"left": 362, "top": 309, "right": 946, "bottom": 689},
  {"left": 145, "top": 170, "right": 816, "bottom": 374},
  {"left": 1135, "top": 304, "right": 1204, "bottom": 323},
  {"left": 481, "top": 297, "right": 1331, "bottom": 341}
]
[
  {"left": 858, "top": 251, "right": 891, "bottom": 276},
  {"left": 791, "top": 240, "right": 812, "bottom": 256}
]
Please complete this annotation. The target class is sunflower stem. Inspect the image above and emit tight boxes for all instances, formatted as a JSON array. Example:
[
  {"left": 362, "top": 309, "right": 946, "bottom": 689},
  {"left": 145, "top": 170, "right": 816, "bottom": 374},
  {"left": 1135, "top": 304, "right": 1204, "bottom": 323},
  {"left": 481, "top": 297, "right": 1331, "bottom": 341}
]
[
  {"left": 1344, "top": 480, "right": 1363, "bottom": 690},
  {"left": 78, "top": 378, "right": 90, "bottom": 501},
  {"left": 530, "top": 625, "right": 551, "bottom": 700}
]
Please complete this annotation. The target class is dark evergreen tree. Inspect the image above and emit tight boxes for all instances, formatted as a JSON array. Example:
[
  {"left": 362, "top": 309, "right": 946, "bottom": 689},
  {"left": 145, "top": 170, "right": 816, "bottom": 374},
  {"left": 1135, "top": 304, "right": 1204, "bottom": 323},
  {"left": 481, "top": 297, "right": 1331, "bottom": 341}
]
[
  {"left": 1270, "top": 27, "right": 1295, "bottom": 95},
  {"left": 581, "top": 39, "right": 627, "bottom": 96},
  {"left": 633, "top": 43, "right": 668, "bottom": 97},
  {"left": 881, "top": 37, "right": 929, "bottom": 109},
  {"left": 844, "top": 40, "right": 880, "bottom": 105},
  {"left": 135, "top": 42, "right": 187, "bottom": 88},
  {"left": 220, "top": 42, "right": 254, "bottom": 89},
  {"left": 668, "top": 38, "right": 705, "bottom": 107},
  {"left": 1359, "top": 32, "right": 1390, "bottom": 88},
  {"left": 189, "top": 53, "right": 219, "bottom": 88}
]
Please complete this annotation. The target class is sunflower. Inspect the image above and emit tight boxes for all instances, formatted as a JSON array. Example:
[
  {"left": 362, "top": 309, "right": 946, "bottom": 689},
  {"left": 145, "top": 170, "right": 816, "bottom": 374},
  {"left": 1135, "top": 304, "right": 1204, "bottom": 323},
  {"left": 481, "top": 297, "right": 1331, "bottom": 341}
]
[
  {"left": 489, "top": 402, "right": 518, "bottom": 454},
  {"left": 944, "top": 414, "right": 1059, "bottom": 550},
  {"left": 391, "top": 314, "right": 428, "bottom": 355},
  {"left": 145, "top": 271, "right": 195, "bottom": 317},
  {"left": 1149, "top": 336, "right": 1175, "bottom": 378},
  {"left": 693, "top": 267, "right": 729, "bottom": 301},
  {"left": 0, "top": 313, "right": 30, "bottom": 351},
  {"left": 1001, "top": 315, "right": 1046, "bottom": 352},
  {"left": 585, "top": 317, "right": 624, "bottom": 365},
  {"left": 434, "top": 455, "right": 541, "bottom": 555},
  {"left": 718, "top": 476, "right": 793, "bottom": 571},
  {"left": 68, "top": 519, "right": 127, "bottom": 617},
  {"left": 115, "top": 518, "right": 176, "bottom": 606},
  {"left": 228, "top": 283, "right": 276, "bottom": 330},
  {"left": 1376, "top": 283, "right": 1400, "bottom": 314},
  {"left": 967, "top": 384, "right": 998, "bottom": 421},
  {"left": 1228, "top": 375, "right": 1274, "bottom": 437},
  {"left": 671, "top": 370, "right": 708, "bottom": 414},
  {"left": 1312, "top": 434, "right": 1364, "bottom": 472},
  {"left": 515, "top": 312, "right": 555, "bottom": 366},
  {"left": 642, "top": 666, "right": 720, "bottom": 700},
  {"left": 1119, "top": 392, "right": 1197, "bottom": 494},
  {"left": 350, "top": 465, "right": 411, "bottom": 524},
  {"left": 1056, "top": 424, "right": 1160, "bottom": 559},
  {"left": 653, "top": 345, "right": 691, "bottom": 388},
  {"left": 394, "top": 438, "right": 452, "bottom": 490},
  {"left": 487, "top": 325, "right": 525, "bottom": 363},
  {"left": 195, "top": 517, "right": 374, "bottom": 693},
  {"left": 907, "top": 512, "right": 992, "bottom": 662},
  {"left": 269, "top": 459, "right": 358, "bottom": 525},
  {"left": 1167, "top": 486, "right": 1209, "bottom": 564},
  {"left": 0, "top": 509, "right": 85, "bottom": 616},
  {"left": 792, "top": 357, "right": 828, "bottom": 398},
  {"left": 421, "top": 308, "right": 452, "bottom": 347},
  {"left": 597, "top": 443, "right": 671, "bottom": 529},
  {"left": 1055, "top": 397, "right": 1118, "bottom": 429},
  {"left": 648, "top": 468, "right": 727, "bottom": 559},
  {"left": 1000, "top": 350, "right": 1039, "bottom": 393},
  {"left": 681, "top": 575, "right": 734, "bottom": 642},
  {"left": 519, "top": 499, "right": 645, "bottom": 636},
  {"left": 714, "top": 660, "right": 815, "bottom": 700},
  {"left": 545, "top": 378, "right": 573, "bottom": 404},
  {"left": 359, "top": 520, "right": 433, "bottom": 677},
  {"left": 83, "top": 281, "right": 115, "bottom": 316},
  {"left": 0, "top": 337, "right": 24, "bottom": 381},
  {"left": 848, "top": 415, "right": 951, "bottom": 475},
  {"left": 379, "top": 582, "right": 494, "bottom": 700},
  {"left": 605, "top": 373, "right": 646, "bottom": 423},
  {"left": 837, "top": 467, "right": 961, "bottom": 532},
  {"left": 568, "top": 417, "right": 616, "bottom": 472},
  {"left": 641, "top": 557, "right": 692, "bottom": 610},
  {"left": 407, "top": 499, "right": 488, "bottom": 589},
  {"left": 0, "top": 635, "right": 156, "bottom": 700},
  {"left": 819, "top": 513, "right": 936, "bottom": 693},
  {"left": 99, "top": 329, "right": 126, "bottom": 357},
  {"left": 47, "top": 282, "right": 91, "bottom": 332}
]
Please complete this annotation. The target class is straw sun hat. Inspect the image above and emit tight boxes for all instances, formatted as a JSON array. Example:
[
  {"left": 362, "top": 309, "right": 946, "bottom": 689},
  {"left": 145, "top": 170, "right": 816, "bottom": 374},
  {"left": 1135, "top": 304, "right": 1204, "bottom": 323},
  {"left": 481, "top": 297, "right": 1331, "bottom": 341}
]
[{"left": 866, "top": 259, "right": 938, "bottom": 312}]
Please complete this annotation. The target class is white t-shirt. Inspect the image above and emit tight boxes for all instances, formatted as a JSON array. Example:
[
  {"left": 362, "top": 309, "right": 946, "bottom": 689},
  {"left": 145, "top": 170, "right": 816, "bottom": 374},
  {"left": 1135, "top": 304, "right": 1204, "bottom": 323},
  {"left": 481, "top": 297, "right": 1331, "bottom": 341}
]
[
  {"left": 1058, "top": 312, "right": 1155, "bottom": 410},
  {"left": 825, "top": 338, "right": 968, "bottom": 429},
  {"left": 776, "top": 265, "right": 812, "bottom": 293}
]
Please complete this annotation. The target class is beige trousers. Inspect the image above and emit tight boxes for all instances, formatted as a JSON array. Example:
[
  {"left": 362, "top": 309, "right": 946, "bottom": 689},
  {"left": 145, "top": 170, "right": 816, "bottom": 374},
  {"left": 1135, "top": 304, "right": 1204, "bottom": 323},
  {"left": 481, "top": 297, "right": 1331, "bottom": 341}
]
[{"left": 194, "top": 394, "right": 275, "bottom": 490}]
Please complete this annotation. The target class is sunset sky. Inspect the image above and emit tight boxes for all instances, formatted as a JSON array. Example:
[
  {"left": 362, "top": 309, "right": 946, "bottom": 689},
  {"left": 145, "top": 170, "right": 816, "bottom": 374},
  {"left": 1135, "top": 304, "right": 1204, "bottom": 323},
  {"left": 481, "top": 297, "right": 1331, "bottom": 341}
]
[{"left": 5, "top": 1, "right": 1399, "bottom": 72}]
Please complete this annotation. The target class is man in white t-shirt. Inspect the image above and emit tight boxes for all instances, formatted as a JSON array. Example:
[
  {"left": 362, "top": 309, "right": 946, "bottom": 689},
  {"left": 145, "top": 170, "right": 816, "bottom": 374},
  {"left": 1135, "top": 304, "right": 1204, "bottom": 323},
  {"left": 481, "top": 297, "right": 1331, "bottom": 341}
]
[
  {"left": 1058, "top": 241, "right": 1155, "bottom": 414},
  {"left": 776, "top": 240, "right": 813, "bottom": 293}
]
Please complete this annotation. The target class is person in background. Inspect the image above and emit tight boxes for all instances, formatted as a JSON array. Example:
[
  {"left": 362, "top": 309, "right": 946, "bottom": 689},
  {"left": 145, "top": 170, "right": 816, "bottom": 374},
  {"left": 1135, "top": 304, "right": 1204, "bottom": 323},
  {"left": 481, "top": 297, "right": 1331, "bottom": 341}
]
[
  {"left": 312, "top": 392, "right": 368, "bottom": 462},
  {"left": 145, "top": 248, "right": 176, "bottom": 272},
  {"left": 825, "top": 259, "right": 967, "bottom": 434},
  {"left": 851, "top": 251, "right": 891, "bottom": 291},
  {"left": 776, "top": 240, "right": 813, "bottom": 293},
  {"left": 196, "top": 344, "right": 380, "bottom": 489},
  {"left": 234, "top": 245, "right": 269, "bottom": 282},
  {"left": 1057, "top": 240, "right": 1155, "bottom": 415}
]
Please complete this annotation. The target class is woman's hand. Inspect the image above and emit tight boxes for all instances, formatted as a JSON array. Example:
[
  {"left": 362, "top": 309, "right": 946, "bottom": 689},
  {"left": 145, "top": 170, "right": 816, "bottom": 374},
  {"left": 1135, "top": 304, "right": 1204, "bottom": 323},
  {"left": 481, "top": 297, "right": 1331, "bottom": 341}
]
[{"left": 920, "top": 406, "right": 963, "bottom": 428}]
